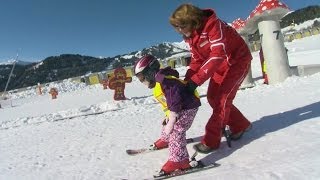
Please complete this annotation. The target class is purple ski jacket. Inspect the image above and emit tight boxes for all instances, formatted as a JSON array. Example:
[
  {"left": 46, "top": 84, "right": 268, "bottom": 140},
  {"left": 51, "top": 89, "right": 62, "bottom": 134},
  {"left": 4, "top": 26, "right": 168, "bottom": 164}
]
[{"left": 155, "top": 67, "right": 201, "bottom": 113}]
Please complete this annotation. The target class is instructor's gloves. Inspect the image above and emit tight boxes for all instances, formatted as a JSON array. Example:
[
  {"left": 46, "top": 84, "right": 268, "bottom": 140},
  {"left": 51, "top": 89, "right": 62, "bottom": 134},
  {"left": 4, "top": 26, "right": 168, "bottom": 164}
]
[
  {"left": 184, "top": 69, "right": 196, "bottom": 81},
  {"left": 164, "top": 111, "right": 178, "bottom": 135},
  {"left": 186, "top": 80, "right": 198, "bottom": 94}
]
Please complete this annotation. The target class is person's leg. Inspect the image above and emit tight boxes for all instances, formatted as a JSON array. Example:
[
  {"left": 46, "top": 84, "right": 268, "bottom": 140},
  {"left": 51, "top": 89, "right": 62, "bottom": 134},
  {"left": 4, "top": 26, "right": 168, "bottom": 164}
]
[
  {"left": 202, "top": 62, "right": 250, "bottom": 148},
  {"left": 222, "top": 62, "right": 251, "bottom": 135},
  {"left": 228, "top": 105, "right": 251, "bottom": 135},
  {"left": 161, "top": 108, "right": 198, "bottom": 173},
  {"left": 153, "top": 127, "right": 170, "bottom": 149},
  {"left": 200, "top": 78, "right": 223, "bottom": 149},
  {"left": 168, "top": 108, "right": 198, "bottom": 161}
]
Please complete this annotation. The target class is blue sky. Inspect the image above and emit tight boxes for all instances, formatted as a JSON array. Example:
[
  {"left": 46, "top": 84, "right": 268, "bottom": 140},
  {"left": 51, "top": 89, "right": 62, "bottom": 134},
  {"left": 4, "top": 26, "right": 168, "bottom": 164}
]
[{"left": 0, "top": 0, "right": 319, "bottom": 62}]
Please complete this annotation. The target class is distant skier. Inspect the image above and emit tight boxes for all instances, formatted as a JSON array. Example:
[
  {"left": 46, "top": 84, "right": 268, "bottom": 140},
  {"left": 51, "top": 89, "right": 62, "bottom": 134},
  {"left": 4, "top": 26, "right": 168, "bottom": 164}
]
[
  {"left": 259, "top": 47, "right": 269, "bottom": 84},
  {"left": 134, "top": 55, "right": 201, "bottom": 174}
]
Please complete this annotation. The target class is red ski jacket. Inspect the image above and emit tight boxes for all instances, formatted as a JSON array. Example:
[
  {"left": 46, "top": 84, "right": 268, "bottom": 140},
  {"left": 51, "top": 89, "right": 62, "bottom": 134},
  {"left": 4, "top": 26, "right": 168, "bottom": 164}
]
[{"left": 184, "top": 9, "right": 252, "bottom": 85}]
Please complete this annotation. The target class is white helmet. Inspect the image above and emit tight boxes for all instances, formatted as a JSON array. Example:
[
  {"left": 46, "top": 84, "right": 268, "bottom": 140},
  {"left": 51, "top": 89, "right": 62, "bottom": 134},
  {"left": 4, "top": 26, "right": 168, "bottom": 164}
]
[{"left": 134, "top": 55, "right": 160, "bottom": 75}]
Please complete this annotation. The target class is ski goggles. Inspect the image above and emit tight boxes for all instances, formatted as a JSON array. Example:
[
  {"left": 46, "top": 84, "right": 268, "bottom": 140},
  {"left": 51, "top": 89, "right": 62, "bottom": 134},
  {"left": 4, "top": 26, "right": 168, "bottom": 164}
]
[{"left": 136, "top": 69, "right": 155, "bottom": 83}]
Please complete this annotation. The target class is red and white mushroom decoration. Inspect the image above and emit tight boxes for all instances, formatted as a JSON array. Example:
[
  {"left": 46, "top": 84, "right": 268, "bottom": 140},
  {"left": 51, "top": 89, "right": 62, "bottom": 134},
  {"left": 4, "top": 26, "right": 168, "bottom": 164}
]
[
  {"left": 231, "top": 18, "right": 246, "bottom": 35},
  {"left": 245, "top": 0, "right": 290, "bottom": 34},
  {"left": 244, "top": 0, "right": 292, "bottom": 85}
]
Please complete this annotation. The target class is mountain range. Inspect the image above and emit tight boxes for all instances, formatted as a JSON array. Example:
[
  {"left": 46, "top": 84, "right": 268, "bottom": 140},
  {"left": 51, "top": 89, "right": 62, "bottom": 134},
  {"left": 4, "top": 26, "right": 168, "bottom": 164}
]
[{"left": 0, "top": 42, "right": 189, "bottom": 92}]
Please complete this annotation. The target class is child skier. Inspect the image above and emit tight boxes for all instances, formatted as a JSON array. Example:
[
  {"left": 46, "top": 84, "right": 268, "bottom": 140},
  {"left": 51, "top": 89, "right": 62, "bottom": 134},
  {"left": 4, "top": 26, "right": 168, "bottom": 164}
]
[{"left": 134, "top": 55, "right": 201, "bottom": 174}]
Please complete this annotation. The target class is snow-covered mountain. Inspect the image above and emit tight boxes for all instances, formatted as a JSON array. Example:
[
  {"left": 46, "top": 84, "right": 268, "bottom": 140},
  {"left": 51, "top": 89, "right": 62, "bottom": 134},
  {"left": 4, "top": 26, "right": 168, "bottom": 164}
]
[
  {"left": 0, "top": 42, "right": 190, "bottom": 92},
  {"left": 0, "top": 60, "right": 34, "bottom": 66}
]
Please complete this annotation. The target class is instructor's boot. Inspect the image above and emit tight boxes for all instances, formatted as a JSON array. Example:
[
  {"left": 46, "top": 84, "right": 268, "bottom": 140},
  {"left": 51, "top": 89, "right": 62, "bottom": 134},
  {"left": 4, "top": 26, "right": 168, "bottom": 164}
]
[
  {"left": 193, "top": 143, "right": 217, "bottom": 154},
  {"left": 231, "top": 123, "right": 252, "bottom": 140}
]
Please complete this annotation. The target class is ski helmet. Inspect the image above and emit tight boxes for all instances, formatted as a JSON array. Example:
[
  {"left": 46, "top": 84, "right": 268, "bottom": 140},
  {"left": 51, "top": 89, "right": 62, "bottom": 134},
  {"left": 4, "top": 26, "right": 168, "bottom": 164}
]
[
  {"left": 134, "top": 55, "right": 160, "bottom": 75},
  {"left": 134, "top": 55, "right": 160, "bottom": 88}
]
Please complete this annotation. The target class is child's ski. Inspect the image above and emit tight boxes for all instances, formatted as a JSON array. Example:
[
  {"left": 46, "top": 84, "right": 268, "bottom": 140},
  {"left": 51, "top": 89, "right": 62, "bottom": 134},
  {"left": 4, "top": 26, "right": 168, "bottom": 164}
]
[
  {"left": 153, "top": 161, "right": 220, "bottom": 180},
  {"left": 126, "top": 138, "right": 194, "bottom": 156}
]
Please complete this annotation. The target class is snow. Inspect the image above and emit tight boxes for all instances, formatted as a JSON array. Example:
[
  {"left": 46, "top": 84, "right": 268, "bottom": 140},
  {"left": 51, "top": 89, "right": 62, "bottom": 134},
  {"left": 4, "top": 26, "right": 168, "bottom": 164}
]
[
  {"left": 282, "top": 18, "right": 320, "bottom": 33},
  {"left": 171, "top": 41, "right": 190, "bottom": 51},
  {"left": 285, "top": 34, "right": 320, "bottom": 66},
  {"left": 1, "top": 35, "right": 320, "bottom": 180}
]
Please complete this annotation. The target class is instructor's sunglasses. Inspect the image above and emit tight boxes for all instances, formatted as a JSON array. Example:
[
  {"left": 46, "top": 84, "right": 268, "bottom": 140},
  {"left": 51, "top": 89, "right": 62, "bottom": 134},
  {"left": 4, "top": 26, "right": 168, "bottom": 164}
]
[{"left": 173, "top": 24, "right": 188, "bottom": 31}]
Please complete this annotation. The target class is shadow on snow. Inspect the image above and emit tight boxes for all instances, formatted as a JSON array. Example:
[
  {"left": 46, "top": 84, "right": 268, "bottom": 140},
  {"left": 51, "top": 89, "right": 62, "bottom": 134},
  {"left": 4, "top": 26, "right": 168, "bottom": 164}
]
[{"left": 192, "top": 101, "right": 320, "bottom": 165}]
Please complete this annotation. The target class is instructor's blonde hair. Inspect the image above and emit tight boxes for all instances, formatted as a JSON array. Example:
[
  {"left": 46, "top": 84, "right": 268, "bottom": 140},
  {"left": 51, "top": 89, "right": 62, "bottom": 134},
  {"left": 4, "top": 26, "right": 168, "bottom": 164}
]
[{"left": 169, "top": 4, "right": 205, "bottom": 31}]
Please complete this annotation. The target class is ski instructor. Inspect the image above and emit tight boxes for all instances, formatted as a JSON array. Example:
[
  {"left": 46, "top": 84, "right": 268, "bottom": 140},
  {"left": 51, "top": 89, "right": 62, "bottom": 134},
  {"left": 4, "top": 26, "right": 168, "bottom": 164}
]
[{"left": 169, "top": 3, "right": 252, "bottom": 153}]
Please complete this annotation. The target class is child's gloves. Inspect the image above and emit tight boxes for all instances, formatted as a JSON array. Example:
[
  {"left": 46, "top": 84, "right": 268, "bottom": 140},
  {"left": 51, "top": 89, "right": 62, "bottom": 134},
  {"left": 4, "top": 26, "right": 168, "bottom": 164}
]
[{"left": 164, "top": 111, "right": 178, "bottom": 135}]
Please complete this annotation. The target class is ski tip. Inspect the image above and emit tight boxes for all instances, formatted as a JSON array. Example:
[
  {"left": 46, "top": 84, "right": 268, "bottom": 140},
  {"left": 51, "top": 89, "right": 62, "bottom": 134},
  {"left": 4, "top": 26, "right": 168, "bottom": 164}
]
[
  {"left": 125, "top": 149, "right": 137, "bottom": 155},
  {"left": 126, "top": 148, "right": 149, "bottom": 155},
  {"left": 212, "top": 162, "right": 221, "bottom": 167},
  {"left": 204, "top": 161, "right": 221, "bottom": 168}
]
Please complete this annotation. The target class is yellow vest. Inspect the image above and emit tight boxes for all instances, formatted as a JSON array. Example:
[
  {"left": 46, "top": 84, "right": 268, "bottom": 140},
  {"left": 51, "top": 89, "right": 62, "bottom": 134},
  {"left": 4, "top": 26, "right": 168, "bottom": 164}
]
[{"left": 153, "top": 82, "right": 170, "bottom": 117}]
